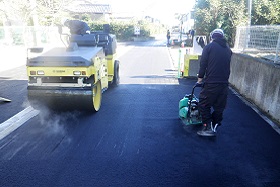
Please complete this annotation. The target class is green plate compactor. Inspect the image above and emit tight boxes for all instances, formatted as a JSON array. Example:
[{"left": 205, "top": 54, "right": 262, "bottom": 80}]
[{"left": 179, "top": 83, "right": 203, "bottom": 125}]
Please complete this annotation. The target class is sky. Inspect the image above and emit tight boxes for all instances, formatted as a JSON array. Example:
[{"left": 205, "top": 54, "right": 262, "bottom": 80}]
[{"left": 98, "top": 0, "right": 195, "bottom": 25}]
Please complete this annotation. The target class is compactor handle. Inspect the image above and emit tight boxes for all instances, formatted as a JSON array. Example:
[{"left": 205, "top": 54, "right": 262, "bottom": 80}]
[{"left": 189, "top": 82, "right": 203, "bottom": 101}]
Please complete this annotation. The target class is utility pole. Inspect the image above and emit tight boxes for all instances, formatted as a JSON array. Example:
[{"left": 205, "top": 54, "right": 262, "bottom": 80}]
[
  {"left": 248, "top": 0, "right": 252, "bottom": 25},
  {"left": 244, "top": 0, "right": 252, "bottom": 52}
]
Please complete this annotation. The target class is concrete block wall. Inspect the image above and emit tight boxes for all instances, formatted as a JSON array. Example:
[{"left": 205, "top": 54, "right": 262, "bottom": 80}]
[{"left": 229, "top": 53, "right": 280, "bottom": 124}]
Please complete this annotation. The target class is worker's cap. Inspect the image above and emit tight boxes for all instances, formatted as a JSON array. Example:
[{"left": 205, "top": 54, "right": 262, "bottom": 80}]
[
  {"left": 61, "top": 18, "right": 69, "bottom": 25},
  {"left": 210, "top": 29, "right": 224, "bottom": 39}
]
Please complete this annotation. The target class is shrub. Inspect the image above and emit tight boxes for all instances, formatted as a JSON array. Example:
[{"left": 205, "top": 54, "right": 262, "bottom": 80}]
[{"left": 88, "top": 19, "right": 165, "bottom": 41}]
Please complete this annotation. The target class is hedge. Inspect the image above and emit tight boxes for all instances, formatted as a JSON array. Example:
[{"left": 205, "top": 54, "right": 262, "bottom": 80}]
[{"left": 88, "top": 20, "right": 165, "bottom": 41}]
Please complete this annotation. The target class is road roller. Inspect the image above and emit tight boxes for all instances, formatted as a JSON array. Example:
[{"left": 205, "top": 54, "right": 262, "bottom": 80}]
[{"left": 26, "top": 24, "right": 120, "bottom": 111}]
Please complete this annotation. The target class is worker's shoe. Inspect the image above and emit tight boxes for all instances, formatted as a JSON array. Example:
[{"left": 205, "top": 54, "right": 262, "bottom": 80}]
[
  {"left": 197, "top": 123, "right": 216, "bottom": 137},
  {"left": 211, "top": 123, "right": 221, "bottom": 133}
]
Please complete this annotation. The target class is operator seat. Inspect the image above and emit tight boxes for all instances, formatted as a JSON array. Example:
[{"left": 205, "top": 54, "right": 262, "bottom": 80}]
[
  {"left": 69, "top": 34, "right": 97, "bottom": 46},
  {"left": 96, "top": 34, "right": 109, "bottom": 55}
]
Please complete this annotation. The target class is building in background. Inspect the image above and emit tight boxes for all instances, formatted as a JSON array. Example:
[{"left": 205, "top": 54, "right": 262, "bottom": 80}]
[
  {"left": 65, "top": 0, "right": 112, "bottom": 22},
  {"left": 180, "top": 9, "right": 195, "bottom": 34}
]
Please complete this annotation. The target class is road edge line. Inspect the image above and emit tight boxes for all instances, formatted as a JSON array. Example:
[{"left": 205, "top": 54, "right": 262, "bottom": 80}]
[{"left": 0, "top": 106, "right": 40, "bottom": 141}]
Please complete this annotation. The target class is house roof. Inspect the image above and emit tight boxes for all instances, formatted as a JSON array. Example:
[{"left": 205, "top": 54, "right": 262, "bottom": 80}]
[{"left": 66, "top": 4, "right": 112, "bottom": 14}]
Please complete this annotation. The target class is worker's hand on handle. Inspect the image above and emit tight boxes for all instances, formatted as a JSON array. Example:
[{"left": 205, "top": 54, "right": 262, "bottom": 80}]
[
  {"left": 195, "top": 78, "right": 204, "bottom": 87},
  {"left": 197, "top": 78, "right": 203, "bottom": 84}
]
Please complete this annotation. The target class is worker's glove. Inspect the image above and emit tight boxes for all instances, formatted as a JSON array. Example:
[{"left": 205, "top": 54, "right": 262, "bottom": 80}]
[{"left": 195, "top": 82, "right": 204, "bottom": 87}]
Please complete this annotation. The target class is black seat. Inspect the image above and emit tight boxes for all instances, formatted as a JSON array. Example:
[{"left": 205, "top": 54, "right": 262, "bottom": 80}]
[
  {"left": 70, "top": 34, "right": 97, "bottom": 46},
  {"left": 96, "top": 34, "right": 110, "bottom": 55},
  {"left": 96, "top": 34, "right": 109, "bottom": 47}
]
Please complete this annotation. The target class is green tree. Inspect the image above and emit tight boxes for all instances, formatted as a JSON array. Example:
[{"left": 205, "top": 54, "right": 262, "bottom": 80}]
[
  {"left": 0, "top": 0, "right": 32, "bottom": 25},
  {"left": 0, "top": 0, "right": 73, "bottom": 26},
  {"left": 89, "top": 19, "right": 165, "bottom": 41},
  {"left": 36, "top": 0, "right": 74, "bottom": 26},
  {"left": 220, "top": 0, "right": 247, "bottom": 46},
  {"left": 194, "top": 0, "right": 247, "bottom": 46},
  {"left": 0, "top": 0, "right": 165, "bottom": 41},
  {"left": 252, "top": 0, "right": 280, "bottom": 25}
]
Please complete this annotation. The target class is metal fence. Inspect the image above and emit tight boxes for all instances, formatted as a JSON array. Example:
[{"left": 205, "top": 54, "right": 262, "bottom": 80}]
[
  {"left": 234, "top": 25, "right": 280, "bottom": 64},
  {"left": 0, "top": 26, "right": 65, "bottom": 47}
]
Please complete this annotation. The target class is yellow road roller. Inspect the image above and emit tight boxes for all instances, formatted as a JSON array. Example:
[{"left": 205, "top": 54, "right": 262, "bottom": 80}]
[{"left": 26, "top": 25, "right": 120, "bottom": 111}]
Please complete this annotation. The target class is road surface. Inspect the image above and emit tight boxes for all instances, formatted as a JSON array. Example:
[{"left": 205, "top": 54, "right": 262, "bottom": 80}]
[{"left": 0, "top": 38, "right": 280, "bottom": 186}]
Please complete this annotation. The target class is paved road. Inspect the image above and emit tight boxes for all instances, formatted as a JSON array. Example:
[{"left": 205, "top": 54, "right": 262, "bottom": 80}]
[{"left": 0, "top": 38, "right": 280, "bottom": 186}]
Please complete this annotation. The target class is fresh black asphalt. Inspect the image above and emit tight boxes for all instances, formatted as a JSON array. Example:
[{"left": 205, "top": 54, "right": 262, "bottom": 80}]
[{"left": 0, "top": 41, "right": 280, "bottom": 186}]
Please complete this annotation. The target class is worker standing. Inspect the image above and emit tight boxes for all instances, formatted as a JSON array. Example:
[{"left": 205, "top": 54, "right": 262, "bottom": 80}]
[
  {"left": 166, "top": 30, "right": 171, "bottom": 46},
  {"left": 196, "top": 29, "right": 232, "bottom": 137}
]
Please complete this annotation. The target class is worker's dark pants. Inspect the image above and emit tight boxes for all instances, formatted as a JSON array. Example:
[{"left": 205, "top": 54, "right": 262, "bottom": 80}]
[
  {"left": 167, "top": 37, "right": 170, "bottom": 45},
  {"left": 198, "top": 83, "right": 228, "bottom": 125}
]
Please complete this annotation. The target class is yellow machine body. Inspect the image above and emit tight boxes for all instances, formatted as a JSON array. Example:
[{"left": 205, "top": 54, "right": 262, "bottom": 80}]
[{"left": 26, "top": 32, "right": 119, "bottom": 111}]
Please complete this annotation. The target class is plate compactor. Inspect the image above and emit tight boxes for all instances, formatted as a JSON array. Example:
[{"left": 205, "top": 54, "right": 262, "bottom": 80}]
[
  {"left": 26, "top": 24, "right": 120, "bottom": 111},
  {"left": 179, "top": 83, "right": 203, "bottom": 125}
]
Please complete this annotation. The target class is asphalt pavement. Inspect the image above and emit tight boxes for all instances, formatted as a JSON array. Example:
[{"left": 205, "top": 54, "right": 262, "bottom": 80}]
[{"left": 0, "top": 38, "right": 280, "bottom": 186}]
